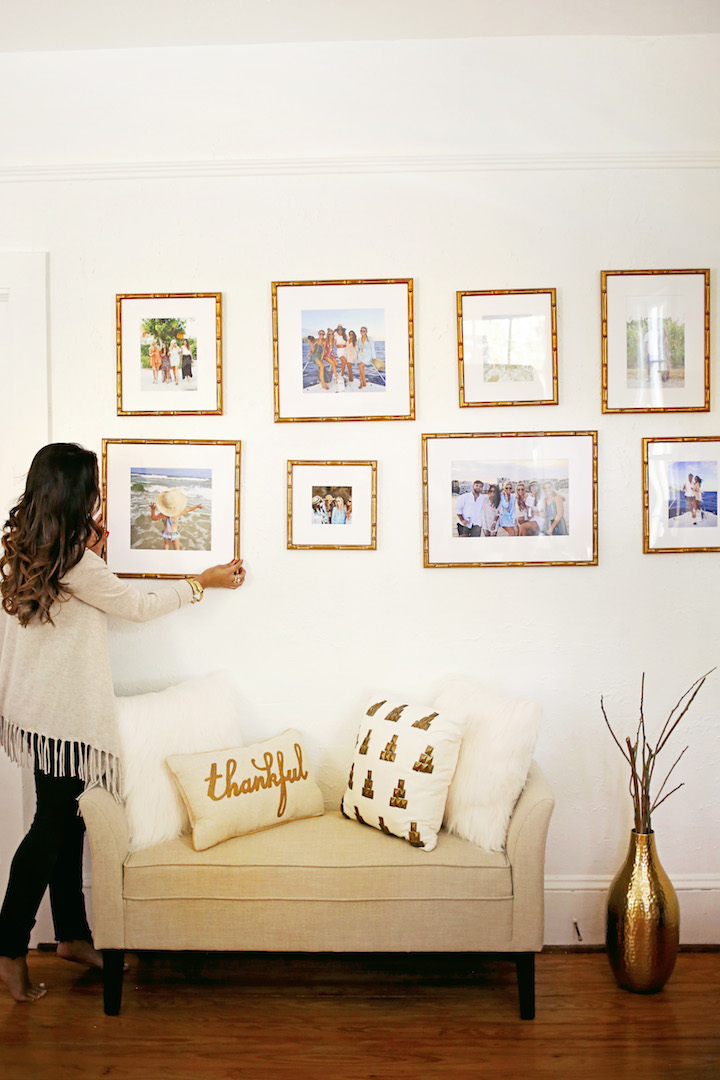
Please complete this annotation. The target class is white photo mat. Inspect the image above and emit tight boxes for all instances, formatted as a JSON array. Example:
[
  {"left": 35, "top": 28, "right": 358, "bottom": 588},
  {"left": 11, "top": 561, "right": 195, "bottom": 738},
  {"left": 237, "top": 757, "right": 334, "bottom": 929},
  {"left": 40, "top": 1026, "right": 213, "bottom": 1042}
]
[
  {"left": 459, "top": 289, "right": 557, "bottom": 406},
  {"left": 602, "top": 271, "right": 709, "bottom": 413},
  {"left": 117, "top": 293, "right": 222, "bottom": 415},
  {"left": 274, "top": 280, "right": 413, "bottom": 421},
  {"left": 103, "top": 439, "right": 240, "bottom": 578},
  {"left": 288, "top": 461, "right": 376, "bottom": 549},
  {"left": 423, "top": 432, "right": 597, "bottom": 567},
  {"left": 644, "top": 438, "right": 720, "bottom": 553}
]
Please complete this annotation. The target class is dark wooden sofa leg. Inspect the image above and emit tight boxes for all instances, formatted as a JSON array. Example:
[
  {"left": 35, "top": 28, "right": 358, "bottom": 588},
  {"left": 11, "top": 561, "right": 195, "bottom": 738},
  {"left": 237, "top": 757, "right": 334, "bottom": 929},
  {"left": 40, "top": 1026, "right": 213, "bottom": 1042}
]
[
  {"left": 515, "top": 952, "right": 535, "bottom": 1020},
  {"left": 103, "top": 949, "right": 125, "bottom": 1015}
]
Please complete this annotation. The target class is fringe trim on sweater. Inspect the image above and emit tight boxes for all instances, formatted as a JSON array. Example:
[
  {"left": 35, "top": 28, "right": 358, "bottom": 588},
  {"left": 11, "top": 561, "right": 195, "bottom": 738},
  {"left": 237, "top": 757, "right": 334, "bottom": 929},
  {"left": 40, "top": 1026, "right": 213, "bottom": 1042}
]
[{"left": 0, "top": 715, "right": 122, "bottom": 797}]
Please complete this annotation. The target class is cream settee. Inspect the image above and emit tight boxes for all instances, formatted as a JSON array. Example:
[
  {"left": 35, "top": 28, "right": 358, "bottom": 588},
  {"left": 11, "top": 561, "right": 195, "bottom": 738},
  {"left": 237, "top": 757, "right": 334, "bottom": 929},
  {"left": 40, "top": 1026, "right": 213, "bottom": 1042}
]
[{"left": 79, "top": 760, "right": 554, "bottom": 1019}]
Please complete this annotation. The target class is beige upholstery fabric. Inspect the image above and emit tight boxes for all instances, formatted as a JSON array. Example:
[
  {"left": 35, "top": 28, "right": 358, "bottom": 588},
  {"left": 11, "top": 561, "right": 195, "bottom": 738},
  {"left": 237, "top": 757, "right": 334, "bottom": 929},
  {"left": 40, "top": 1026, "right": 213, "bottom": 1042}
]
[
  {"left": 123, "top": 811, "right": 511, "bottom": 901},
  {"left": 79, "top": 759, "right": 554, "bottom": 955}
]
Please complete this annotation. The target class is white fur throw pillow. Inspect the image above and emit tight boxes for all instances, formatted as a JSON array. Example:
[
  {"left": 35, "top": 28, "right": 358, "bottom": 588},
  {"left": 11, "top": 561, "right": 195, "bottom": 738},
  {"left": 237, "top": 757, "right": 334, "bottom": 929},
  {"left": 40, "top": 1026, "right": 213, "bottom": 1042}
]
[
  {"left": 435, "top": 677, "right": 541, "bottom": 853},
  {"left": 117, "top": 672, "right": 244, "bottom": 852}
]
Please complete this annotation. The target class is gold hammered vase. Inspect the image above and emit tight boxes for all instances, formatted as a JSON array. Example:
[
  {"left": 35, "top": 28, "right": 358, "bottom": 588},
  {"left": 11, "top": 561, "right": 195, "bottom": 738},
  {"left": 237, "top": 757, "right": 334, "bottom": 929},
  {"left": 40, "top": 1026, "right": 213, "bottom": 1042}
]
[{"left": 606, "top": 830, "right": 680, "bottom": 993}]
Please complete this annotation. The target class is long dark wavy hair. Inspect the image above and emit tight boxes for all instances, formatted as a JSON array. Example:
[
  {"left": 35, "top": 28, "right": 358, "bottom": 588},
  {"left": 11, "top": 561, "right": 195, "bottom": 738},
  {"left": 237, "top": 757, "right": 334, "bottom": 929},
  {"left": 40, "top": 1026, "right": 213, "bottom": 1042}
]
[{"left": 1, "top": 443, "right": 102, "bottom": 626}]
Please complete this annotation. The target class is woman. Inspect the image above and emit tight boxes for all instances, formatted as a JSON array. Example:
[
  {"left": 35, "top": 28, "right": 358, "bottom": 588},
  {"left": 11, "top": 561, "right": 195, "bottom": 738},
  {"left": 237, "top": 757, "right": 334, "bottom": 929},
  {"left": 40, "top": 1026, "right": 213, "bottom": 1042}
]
[
  {"left": 345, "top": 331, "right": 359, "bottom": 385},
  {"left": 0, "top": 443, "right": 245, "bottom": 1003},
  {"left": 323, "top": 328, "right": 338, "bottom": 381},
  {"left": 516, "top": 481, "right": 540, "bottom": 537},
  {"left": 159, "top": 346, "right": 170, "bottom": 383},
  {"left": 480, "top": 484, "right": 500, "bottom": 536},
  {"left": 542, "top": 480, "right": 568, "bottom": 535},
  {"left": 181, "top": 339, "right": 193, "bottom": 381},
  {"left": 497, "top": 480, "right": 519, "bottom": 537},
  {"left": 693, "top": 476, "right": 703, "bottom": 523},
  {"left": 331, "top": 496, "right": 347, "bottom": 525},
  {"left": 527, "top": 481, "right": 545, "bottom": 535}
]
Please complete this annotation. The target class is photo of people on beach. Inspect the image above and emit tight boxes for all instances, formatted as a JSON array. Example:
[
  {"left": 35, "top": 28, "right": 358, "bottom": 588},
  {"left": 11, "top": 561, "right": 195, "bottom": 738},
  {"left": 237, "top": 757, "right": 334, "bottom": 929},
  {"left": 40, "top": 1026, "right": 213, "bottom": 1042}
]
[
  {"left": 667, "top": 460, "right": 717, "bottom": 529},
  {"left": 311, "top": 485, "right": 352, "bottom": 525},
  {"left": 130, "top": 467, "right": 212, "bottom": 551},
  {"left": 140, "top": 317, "right": 198, "bottom": 393},
  {"left": 302, "top": 308, "right": 386, "bottom": 394},
  {"left": 626, "top": 296, "right": 685, "bottom": 390},
  {"left": 451, "top": 460, "right": 570, "bottom": 538}
]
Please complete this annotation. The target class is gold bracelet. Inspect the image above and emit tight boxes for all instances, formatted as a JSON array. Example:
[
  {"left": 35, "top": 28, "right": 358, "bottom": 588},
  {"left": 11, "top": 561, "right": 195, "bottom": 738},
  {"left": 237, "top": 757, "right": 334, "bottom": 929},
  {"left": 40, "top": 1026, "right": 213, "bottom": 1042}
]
[{"left": 187, "top": 577, "right": 204, "bottom": 603}]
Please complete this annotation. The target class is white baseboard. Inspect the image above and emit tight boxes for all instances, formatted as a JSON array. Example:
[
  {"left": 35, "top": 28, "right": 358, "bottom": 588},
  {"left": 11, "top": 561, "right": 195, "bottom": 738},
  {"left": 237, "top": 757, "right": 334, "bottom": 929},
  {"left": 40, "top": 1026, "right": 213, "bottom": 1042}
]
[{"left": 545, "top": 875, "right": 720, "bottom": 946}]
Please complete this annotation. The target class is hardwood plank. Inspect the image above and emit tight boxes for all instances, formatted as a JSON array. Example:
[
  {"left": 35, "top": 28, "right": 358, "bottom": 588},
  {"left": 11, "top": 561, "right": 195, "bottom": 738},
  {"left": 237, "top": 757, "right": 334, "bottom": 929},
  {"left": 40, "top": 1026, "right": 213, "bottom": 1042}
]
[{"left": 0, "top": 952, "right": 718, "bottom": 1080}]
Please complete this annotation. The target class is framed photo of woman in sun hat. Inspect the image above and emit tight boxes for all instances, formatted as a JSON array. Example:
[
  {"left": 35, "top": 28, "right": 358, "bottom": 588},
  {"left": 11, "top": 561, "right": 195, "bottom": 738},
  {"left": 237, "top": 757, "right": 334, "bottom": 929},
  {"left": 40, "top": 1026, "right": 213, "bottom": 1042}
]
[{"left": 102, "top": 439, "right": 240, "bottom": 578}]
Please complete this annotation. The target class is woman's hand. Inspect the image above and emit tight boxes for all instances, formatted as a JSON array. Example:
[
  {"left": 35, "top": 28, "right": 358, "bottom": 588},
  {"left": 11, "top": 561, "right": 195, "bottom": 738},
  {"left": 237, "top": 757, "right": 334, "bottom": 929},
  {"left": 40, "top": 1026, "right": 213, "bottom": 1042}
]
[{"left": 197, "top": 559, "right": 245, "bottom": 591}]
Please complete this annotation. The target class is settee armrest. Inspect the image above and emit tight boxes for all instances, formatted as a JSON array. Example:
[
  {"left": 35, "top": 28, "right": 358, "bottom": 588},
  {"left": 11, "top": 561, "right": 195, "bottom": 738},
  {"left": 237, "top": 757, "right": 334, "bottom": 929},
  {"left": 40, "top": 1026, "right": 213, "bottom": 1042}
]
[
  {"left": 79, "top": 787, "right": 130, "bottom": 949},
  {"left": 505, "top": 760, "right": 555, "bottom": 951}
]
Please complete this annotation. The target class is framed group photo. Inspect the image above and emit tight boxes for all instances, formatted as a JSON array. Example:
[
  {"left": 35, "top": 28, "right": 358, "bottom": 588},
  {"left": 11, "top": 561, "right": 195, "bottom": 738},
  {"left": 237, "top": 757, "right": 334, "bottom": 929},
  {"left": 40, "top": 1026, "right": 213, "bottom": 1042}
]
[
  {"left": 272, "top": 278, "right": 414, "bottom": 422},
  {"left": 643, "top": 437, "right": 720, "bottom": 554},
  {"left": 601, "top": 269, "right": 710, "bottom": 414},
  {"left": 116, "top": 292, "right": 223, "bottom": 416},
  {"left": 287, "top": 460, "right": 377, "bottom": 549},
  {"left": 457, "top": 288, "right": 558, "bottom": 407},
  {"left": 422, "top": 431, "right": 598, "bottom": 568},
  {"left": 102, "top": 438, "right": 240, "bottom": 578}
]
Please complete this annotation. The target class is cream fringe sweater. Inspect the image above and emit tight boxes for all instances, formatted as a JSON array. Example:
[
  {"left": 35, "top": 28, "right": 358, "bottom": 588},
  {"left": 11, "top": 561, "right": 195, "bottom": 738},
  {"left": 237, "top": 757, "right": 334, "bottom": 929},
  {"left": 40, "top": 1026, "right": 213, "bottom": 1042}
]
[{"left": 0, "top": 550, "right": 193, "bottom": 794}]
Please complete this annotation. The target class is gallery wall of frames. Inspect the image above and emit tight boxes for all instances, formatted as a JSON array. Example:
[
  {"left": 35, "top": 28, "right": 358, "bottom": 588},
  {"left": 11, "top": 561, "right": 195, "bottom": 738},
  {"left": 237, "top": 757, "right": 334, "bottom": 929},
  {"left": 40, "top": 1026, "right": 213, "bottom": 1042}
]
[{"left": 2, "top": 31, "right": 719, "bottom": 945}]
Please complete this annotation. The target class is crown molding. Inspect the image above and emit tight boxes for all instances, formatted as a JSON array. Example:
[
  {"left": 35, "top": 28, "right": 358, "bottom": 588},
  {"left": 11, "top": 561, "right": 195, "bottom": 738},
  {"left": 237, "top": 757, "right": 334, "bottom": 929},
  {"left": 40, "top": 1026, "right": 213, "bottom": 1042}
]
[{"left": 1, "top": 151, "right": 719, "bottom": 183}]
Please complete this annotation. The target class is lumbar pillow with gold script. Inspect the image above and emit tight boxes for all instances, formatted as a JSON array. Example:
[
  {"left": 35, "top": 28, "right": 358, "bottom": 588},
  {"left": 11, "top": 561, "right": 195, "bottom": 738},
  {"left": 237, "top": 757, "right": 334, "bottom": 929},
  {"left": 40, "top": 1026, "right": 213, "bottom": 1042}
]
[
  {"left": 341, "top": 699, "right": 467, "bottom": 852},
  {"left": 166, "top": 729, "right": 324, "bottom": 851}
]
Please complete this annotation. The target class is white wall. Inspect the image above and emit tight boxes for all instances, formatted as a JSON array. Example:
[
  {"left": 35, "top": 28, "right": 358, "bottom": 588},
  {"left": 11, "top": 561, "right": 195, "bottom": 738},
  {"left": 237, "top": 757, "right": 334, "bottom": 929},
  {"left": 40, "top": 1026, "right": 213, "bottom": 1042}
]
[{"left": 1, "top": 34, "right": 719, "bottom": 944}]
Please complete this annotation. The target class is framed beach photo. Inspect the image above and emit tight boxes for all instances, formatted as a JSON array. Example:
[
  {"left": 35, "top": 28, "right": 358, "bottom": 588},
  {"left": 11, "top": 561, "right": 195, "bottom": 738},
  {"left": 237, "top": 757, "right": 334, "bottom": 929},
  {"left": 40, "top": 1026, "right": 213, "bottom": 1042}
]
[
  {"left": 102, "top": 439, "right": 240, "bottom": 578},
  {"left": 422, "top": 431, "right": 597, "bottom": 568},
  {"left": 116, "top": 292, "right": 223, "bottom": 415},
  {"left": 287, "top": 460, "right": 377, "bottom": 549},
  {"left": 601, "top": 270, "right": 710, "bottom": 414},
  {"left": 643, "top": 437, "right": 720, "bottom": 553},
  {"left": 457, "top": 288, "right": 558, "bottom": 407},
  {"left": 272, "top": 279, "right": 414, "bottom": 422}
]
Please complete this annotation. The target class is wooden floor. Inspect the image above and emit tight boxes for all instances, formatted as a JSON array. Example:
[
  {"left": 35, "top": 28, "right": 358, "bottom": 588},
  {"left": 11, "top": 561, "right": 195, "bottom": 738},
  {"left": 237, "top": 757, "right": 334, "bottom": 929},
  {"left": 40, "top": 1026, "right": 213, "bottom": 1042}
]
[{"left": 1, "top": 950, "right": 718, "bottom": 1079}]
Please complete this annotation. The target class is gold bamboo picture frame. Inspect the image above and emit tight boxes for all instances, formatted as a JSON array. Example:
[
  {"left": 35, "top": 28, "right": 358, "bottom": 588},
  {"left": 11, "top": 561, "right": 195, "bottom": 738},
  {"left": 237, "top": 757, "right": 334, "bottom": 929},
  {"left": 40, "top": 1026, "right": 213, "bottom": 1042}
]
[
  {"left": 457, "top": 288, "right": 558, "bottom": 407},
  {"left": 116, "top": 292, "right": 223, "bottom": 416},
  {"left": 272, "top": 278, "right": 414, "bottom": 422},
  {"left": 102, "top": 438, "right": 240, "bottom": 578},
  {"left": 287, "top": 460, "right": 377, "bottom": 549},
  {"left": 643, "top": 436, "right": 720, "bottom": 553},
  {"left": 422, "top": 431, "right": 598, "bottom": 568},
  {"left": 601, "top": 269, "right": 710, "bottom": 414}
]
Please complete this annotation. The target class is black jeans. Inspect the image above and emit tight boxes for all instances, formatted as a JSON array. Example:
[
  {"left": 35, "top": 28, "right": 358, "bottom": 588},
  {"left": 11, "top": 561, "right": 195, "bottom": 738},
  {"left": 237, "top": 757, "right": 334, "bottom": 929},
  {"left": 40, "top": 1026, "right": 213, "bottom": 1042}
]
[{"left": 0, "top": 752, "right": 92, "bottom": 958}]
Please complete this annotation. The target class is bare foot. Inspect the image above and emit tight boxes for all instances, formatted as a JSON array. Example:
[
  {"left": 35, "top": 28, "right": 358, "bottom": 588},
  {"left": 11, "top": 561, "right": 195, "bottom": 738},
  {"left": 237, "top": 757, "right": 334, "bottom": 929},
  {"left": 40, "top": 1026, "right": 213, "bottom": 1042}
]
[
  {"left": 0, "top": 955, "right": 47, "bottom": 1002},
  {"left": 56, "top": 940, "right": 103, "bottom": 969}
]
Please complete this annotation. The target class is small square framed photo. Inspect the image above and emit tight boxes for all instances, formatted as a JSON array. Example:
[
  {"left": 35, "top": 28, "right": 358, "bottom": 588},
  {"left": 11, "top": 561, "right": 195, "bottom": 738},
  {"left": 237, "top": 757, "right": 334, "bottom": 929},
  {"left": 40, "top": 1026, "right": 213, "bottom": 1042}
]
[
  {"left": 601, "top": 270, "right": 710, "bottom": 414},
  {"left": 287, "top": 461, "right": 377, "bottom": 549},
  {"left": 457, "top": 288, "right": 558, "bottom": 407},
  {"left": 102, "top": 439, "right": 240, "bottom": 578},
  {"left": 272, "top": 279, "right": 414, "bottom": 422},
  {"left": 422, "top": 431, "right": 597, "bottom": 568},
  {"left": 643, "top": 437, "right": 720, "bottom": 553},
  {"left": 116, "top": 292, "right": 223, "bottom": 415}
]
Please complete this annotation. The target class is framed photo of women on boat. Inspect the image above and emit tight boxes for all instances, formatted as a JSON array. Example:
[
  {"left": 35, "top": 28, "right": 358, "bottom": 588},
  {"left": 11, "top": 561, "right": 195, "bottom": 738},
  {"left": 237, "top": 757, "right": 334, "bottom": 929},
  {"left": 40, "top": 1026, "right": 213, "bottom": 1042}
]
[
  {"left": 102, "top": 438, "right": 241, "bottom": 578},
  {"left": 287, "top": 460, "right": 377, "bottom": 549},
  {"left": 422, "top": 431, "right": 598, "bottom": 568},
  {"left": 457, "top": 288, "right": 558, "bottom": 407},
  {"left": 601, "top": 269, "right": 710, "bottom": 414},
  {"left": 272, "top": 279, "right": 414, "bottom": 422},
  {"left": 116, "top": 292, "right": 223, "bottom": 416},
  {"left": 643, "top": 437, "right": 720, "bottom": 554}
]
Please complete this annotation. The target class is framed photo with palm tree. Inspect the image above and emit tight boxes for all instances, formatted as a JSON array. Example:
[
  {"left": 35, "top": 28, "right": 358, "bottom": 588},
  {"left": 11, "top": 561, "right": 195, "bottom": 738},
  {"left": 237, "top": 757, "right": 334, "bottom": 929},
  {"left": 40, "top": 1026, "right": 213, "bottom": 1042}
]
[
  {"left": 601, "top": 270, "right": 710, "bottom": 414},
  {"left": 116, "top": 292, "right": 223, "bottom": 415}
]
